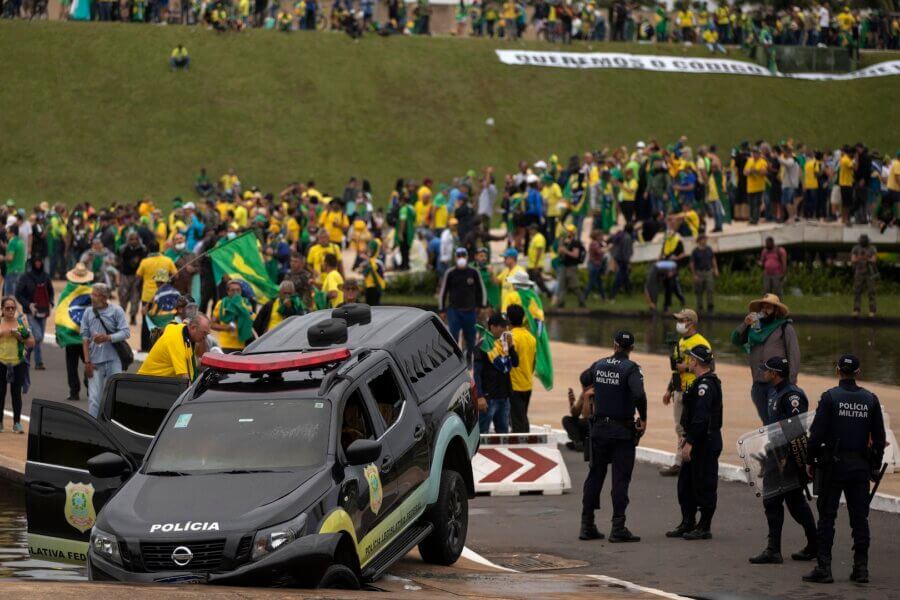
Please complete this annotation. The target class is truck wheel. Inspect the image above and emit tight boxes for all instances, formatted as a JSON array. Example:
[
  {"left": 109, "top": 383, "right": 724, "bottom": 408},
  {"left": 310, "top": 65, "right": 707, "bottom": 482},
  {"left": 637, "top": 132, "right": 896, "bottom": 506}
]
[
  {"left": 317, "top": 563, "right": 361, "bottom": 590},
  {"left": 418, "top": 469, "right": 468, "bottom": 565}
]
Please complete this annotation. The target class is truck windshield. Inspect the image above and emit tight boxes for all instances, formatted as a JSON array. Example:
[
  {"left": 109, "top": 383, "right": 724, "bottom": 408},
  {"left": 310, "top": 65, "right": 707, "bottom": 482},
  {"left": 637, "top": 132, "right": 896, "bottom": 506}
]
[{"left": 145, "top": 399, "right": 330, "bottom": 475}]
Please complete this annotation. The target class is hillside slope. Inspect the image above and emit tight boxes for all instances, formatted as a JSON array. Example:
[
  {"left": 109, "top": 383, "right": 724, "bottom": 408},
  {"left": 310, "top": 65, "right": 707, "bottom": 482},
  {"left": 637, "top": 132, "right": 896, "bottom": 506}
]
[{"left": 1, "top": 21, "right": 897, "bottom": 205}]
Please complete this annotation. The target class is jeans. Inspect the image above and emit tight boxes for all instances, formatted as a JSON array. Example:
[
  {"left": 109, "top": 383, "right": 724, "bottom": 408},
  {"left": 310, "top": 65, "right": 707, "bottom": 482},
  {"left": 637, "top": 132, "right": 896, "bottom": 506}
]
[
  {"left": 763, "top": 273, "right": 784, "bottom": 298},
  {"left": 510, "top": 390, "right": 531, "bottom": 433},
  {"left": 694, "top": 271, "right": 715, "bottom": 312},
  {"left": 479, "top": 397, "right": 510, "bottom": 434},
  {"left": 803, "top": 189, "right": 818, "bottom": 219},
  {"left": 581, "top": 263, "right": 606, "bottom": 302},
  {"left": 708, "top": 200, "right": 724, "bottom": 231},
  {"left": 29, "top": 316, "right": 46, "bottom": 366},
  {"left": 0, "top": 363, "right": 26, "bottom": 426},
  {"left": 750, "top": 380, "right": 772, "bottom": 424},
  {"left": 609, "top": 262, "right": 630, "bottom": 298},
  {"left": 447, "top": 308, "right": 477, "bottom": 363},
  {"left": 748, "top": 192, "right": 763, "bottom": 224},
  {"left": 87, "top": 358, "right": 122, "bottom": 418},
  {"left": 3, "top": 272, "right": 20, "bottom": 297}
]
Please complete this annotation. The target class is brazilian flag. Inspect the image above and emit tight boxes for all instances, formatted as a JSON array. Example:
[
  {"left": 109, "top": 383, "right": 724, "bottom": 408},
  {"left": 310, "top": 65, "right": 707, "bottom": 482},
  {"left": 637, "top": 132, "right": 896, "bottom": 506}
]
[
  {"left": 55, "top": 282, "right": 93, "bottom": 347},
  {"left": 209, "top": 232, "right": 279, "bottom": 303},
  {"left": 484, "top": 287, "right": 554, "bottom": 391}
]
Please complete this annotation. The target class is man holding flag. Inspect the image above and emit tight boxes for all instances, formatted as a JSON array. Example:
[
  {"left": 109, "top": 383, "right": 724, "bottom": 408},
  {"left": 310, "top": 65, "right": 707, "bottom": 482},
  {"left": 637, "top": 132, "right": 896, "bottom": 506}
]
[
  {"left": 55, "top": 263, "right": 94, "bottom": 402},
  {"left": 212, "top": 279, "right": 256, "bottom": 353},
  {"left": 502, "top": 269, "right": 553, "bottom": 391},
  {"left": 507, "top": 304, "right": 536, "bottom": 433}
]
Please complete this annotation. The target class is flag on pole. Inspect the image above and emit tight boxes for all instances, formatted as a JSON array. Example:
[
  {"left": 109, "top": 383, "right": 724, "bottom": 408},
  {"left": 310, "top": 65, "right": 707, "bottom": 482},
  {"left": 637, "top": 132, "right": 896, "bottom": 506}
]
[
  {"left": 513, "top": 286, "right": 553, "bottom": 391},
  {"left": 209, "top": 232, "right": 279, "bottom": 303},
  {"left": 55, "top": 282, "right": 93, "bottom": 346}
]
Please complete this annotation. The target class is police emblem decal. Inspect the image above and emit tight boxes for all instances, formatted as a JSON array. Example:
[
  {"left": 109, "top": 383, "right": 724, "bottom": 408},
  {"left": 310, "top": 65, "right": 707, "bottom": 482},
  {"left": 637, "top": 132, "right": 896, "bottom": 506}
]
[
  {"left": 64, "top": 482, "right": 97, "bottom": 533},
  {"left": 364, "top": 464, "right": 383, "bottom": 516}
]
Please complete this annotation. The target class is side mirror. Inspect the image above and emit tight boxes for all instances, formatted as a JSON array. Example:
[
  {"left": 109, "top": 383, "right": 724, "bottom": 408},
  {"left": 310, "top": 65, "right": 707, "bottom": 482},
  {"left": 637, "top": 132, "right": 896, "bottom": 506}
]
[
  {"left": 87, "top": 452, "right": 132, "bottom": 479},
  {"left": 345, "top": 439, "right": 382, "bottom": 466}
]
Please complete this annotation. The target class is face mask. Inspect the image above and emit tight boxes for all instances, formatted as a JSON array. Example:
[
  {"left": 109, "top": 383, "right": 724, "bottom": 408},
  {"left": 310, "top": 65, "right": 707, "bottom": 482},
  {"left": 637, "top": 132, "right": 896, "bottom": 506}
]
[
  {"left": 456, "top": 258, "right": 467, "bottom": 268},
  {"left": 175, "top": 242, "right": 186, "bottom": 251},
  {"left": 675, "top": 322, "right": 689, "bottom": 335},
  {"left": 227, "top": 232, "right": 237, "bottom": 240}
]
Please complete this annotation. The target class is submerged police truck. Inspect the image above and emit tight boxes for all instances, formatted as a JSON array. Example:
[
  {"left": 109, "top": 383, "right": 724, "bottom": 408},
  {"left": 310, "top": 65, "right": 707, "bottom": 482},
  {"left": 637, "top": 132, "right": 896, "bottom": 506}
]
[{"left": 25, "top": 305, "right": 479, "bottom": 588}]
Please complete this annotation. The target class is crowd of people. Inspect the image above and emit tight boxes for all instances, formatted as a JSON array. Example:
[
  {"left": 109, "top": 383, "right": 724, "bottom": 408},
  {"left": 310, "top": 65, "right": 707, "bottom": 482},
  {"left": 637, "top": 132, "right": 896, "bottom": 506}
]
[{"left": 5, "top": 0, "right": 899, "bottom": 52}]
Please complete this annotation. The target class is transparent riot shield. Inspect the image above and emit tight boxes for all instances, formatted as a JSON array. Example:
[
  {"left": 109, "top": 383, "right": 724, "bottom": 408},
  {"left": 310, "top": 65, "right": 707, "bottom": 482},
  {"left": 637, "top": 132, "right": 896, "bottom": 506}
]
[{"left": 736, "top": 412, "right": 815, "bottom": 500}]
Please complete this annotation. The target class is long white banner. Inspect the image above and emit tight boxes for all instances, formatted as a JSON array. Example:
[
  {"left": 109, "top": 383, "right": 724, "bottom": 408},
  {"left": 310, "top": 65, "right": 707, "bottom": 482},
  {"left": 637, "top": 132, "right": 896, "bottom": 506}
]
[{"left": 495, "top": 50, "right": 900, "bottom": 81}]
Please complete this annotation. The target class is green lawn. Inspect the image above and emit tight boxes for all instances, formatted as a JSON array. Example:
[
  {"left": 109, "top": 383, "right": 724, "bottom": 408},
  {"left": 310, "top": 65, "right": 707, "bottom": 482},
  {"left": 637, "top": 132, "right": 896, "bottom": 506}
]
[
  {"left": 382, "top": 291, "right": 900, "bottom": 319},
  {"left": 1, "top": 21, "right": 898, "bottom": 207}
]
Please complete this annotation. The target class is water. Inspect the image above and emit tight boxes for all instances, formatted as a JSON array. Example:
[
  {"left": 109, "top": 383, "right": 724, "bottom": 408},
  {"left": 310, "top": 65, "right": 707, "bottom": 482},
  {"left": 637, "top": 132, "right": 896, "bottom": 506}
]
[
  {"left": 0, "top": 484, "right": 85, "bottom": 581},
  {"left": 546, "top": 314, "right": 900, "bottom": 386}
]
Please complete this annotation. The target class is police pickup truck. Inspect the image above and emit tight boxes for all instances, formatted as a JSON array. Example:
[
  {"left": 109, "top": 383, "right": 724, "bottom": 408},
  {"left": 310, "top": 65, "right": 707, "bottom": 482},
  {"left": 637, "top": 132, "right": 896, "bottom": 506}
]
[{"left": 25, "top": 305, "right": 479, "bottom": 588}]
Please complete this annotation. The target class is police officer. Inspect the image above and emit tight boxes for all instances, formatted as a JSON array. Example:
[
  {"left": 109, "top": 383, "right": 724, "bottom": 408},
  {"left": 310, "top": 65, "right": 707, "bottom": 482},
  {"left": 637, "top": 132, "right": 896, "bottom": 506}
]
[
  {"left": 578, "top": 330, "right": 647, "bottom": 543},
  {"left": 748, "top": 356, "right": 817, "bottom": 565},
  {"left": 803, "top": 354, "right": 886, "bottom": 585},
  {"left": 665, "top": 345, "right": 722, "bottom": 540}
]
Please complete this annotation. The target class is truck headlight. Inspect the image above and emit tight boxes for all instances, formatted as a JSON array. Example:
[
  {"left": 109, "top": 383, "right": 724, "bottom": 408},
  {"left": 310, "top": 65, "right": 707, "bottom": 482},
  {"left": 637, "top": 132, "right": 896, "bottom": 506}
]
[
  {"left": 252, "top": 513, "right": 307, "bottom": 561},
  {"left": 90, "top": 527, "right": 122, "bottom": 565}
]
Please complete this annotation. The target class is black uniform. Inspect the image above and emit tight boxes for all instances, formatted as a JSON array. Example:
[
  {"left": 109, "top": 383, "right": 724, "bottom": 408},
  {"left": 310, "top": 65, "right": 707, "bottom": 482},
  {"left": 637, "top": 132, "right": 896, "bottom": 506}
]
[
  {"left": 759, "top": 381, "right": 817, "bottom": 557},
  {"left": 677, "top": 371, "right": 723, "bottom": 532},
  {"left": 807, "top": 379, "right": 886, "bottom": 570},
  {"left": 580, "top": 353, "right": 647, "bottom": 526}
]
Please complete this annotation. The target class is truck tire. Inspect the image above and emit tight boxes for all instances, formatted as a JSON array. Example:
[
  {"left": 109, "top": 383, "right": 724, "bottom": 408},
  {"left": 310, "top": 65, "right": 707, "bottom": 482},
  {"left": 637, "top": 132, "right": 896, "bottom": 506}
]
[
  {"left": 317, "top": 563, "right": 361, "bottom": 590},
  {"left": 418, "top": 469, "right": 468, "bottom": 565}
]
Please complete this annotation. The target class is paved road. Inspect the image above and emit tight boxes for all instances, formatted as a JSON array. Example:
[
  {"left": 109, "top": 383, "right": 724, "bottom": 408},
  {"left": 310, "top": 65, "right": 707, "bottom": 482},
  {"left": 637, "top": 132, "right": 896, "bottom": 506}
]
[{"left": 467, "top": 451, "right": 900, "bottom": 600}]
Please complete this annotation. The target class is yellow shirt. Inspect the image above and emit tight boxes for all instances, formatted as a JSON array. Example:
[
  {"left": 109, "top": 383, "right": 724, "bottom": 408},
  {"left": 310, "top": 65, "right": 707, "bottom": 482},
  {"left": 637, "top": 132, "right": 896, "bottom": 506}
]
[
  {"left": 744, "top": 157, "right": 768, "bottom": 194},
  {"left": 154, "top": 221, "right": 168, "bottom": 247},
  {"left": 319, "top": 210, "right": 349, "bottom": 244},
  {"left": 213, "top": 299, "right": 252, "bottom": 351},
  {"left": 675, "top": 332, "right": 711, "bottom": 391},
  {"left": 542, "top": 183, "right": 563, "bottom": 217},
  {"left": 220, "top": 174, "right": 239, "bottom": 192},
  {"left": 888, "top": 159, "right": 900, "bottom": 192},
  {"left": 502, "top": 289, "right": 545, "bottom": 319},
  {"left": 322, "top": 270, "right": 344, "bottom": 308},
  {"left": 678, "top": 10, "right": 694, "bottom": 26},
  {"left": 838, "top": 154, "right": 854, "bottom": 187},
  {"left": 509, "top": 325, "right": 537, "bottom": 392},
  {"left": 837, "top": 11, "right": 854, "bottom": 32},
  {"left": 138, "top": 323, "right": 194, "bottom": 379},
  {"left": 306, "top": 243, "right": 342, "bottom": 279},
  {"left": 416, "top": 185, "right": 432, "bottom": 204},
  {"left": 349, "top": 228, "right": 372, "bottom": 255},
  {"left": 662, "top": 232, "right": 683, "bottom": 257},
  {"left": 0, "top": 335, "right": 20, "bottom": 367},
  {"left": 136, "top": 254, "right": 178, "bottom": 302},
  {"left": 803, "top": 159, "right": 820, "bottom": 190},
  {"left": 433, "top": 203, "right": 449, "bottom": 229},
  {"left": 620, "top": 179, "right": 638, "bottom": 202},
  {"left": 414, "top": 200, "right": 432, "bottom": 227},
  {"left": 285, "top": 217, "right": 301, "bottom": 243},
  {"left": 216, "top": 201, "right": 234, "bottom": 221},
  {"left": 527, "top": 233, "right": 546, "bottom": 270},
  {"left": 497, "top": 264, "right": 527, "bottom": 293},
  {"left": 267, "top": 298, "right": 286, "bottom": 332},
  {"left": 683, "top": 210, "right": 700, "bottom": 238},
  {"left": 233, "top": 204, "right": 249, "bottom": 228}
]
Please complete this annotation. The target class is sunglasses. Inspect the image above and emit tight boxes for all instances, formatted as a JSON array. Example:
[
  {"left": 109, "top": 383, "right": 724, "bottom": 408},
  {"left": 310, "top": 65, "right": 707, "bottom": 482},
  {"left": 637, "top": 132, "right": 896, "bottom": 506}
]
[{"left": 3, "top": 306, "right": 16, "bottom": 311}]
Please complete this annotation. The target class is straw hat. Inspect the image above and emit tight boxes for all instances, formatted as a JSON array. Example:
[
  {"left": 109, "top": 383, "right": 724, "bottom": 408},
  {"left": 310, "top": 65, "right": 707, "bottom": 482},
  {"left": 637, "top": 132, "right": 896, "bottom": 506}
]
[
  {"left": 748, "top": 293, "right": 790, "bottom": 317},
  {"left": 66, "top": 262, "right": 94, "bottom": 284}
]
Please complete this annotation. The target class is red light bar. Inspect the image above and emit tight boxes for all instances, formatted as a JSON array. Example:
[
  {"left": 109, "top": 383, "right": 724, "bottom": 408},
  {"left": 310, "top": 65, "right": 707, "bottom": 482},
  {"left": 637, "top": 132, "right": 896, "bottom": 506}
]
[{"left": 200, "top": 349, "right": 351, "bottom": 373}]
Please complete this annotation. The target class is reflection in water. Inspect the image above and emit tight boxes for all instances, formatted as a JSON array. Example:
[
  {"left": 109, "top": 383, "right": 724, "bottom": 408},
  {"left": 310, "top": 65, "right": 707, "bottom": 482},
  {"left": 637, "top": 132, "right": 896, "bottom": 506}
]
[
  {"left": 546, "top": 314, "right": 899, "bottom": 386},
  {"left": 0, "top": 484, "right": 85, "bottom": 580}
]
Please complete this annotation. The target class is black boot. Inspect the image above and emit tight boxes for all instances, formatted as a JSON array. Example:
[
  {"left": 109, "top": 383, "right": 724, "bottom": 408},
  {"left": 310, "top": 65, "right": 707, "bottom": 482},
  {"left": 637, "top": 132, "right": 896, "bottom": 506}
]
[
  {"left": 802, "top": 561, "right": 833, "bottom": 584},
  {"left": 850, "top": 553, "right": 869, "bottom": 583},
  {"left": 790, "top": 543, "right": 817, "bottom": 562},
  {"left": 579, "top": 512, "right": 604, "bottom": 540},
  {"left": 749, "top": 547, "right": 783, "bottom": 564},
  {"left": 609, "top": 516, "right": 640, "bottom": 543},
  {"left": 683, "top": 514, "right": 712, "bottom": 540},
  {"left": 665, "top": 518, "right": 696, "bottom": 538}
]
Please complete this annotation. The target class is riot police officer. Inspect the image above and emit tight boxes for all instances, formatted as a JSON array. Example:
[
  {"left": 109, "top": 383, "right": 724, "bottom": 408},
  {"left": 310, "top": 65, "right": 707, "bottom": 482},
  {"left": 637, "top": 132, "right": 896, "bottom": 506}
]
[
  {"left": 803, "top": 354, "right": 886, "bottom": 585},
  {"left": 749, "top": 356, "right": 818, "bottom": 564},
  {"left": 665, "top": 345, "right": 722, "bottom": 540},
  {"left": 578, "top": 330, "right": 647, "bottom": 543}
]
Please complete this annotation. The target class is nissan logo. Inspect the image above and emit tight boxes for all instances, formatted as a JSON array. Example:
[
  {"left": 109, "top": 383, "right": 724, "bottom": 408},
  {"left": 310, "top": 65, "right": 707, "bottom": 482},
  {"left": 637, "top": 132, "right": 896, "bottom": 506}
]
[{"left": 171, "top": 546, "right": 193, "bottom": 567}]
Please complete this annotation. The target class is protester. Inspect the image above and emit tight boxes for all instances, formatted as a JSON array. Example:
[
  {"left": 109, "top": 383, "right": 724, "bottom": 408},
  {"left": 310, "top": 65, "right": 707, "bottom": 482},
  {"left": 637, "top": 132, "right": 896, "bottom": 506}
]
[
  {"left": 760, "top": 237, "right": 787, "bottom": 298},
  {"left": 0, "top": 296, "right": 33, "bottom": 433},
  {"left": 580, "top": 229, "right": 607, "bottom": 304},
  {"left": 117, "top": 232, "right": 148, "bottom": 325},
  {"left": 321, "top": 253, "right": 344, "bottom": 308},
  {"left": 850, "top": 234, "right": 877, "bottom": 317},
  {"left": 253, "top": 279, "right": 306, "bottom": 335},
  {"left": 3, "top": 224, "right": 26, "bottom": 297},
  {"left": 507, "top": 303, "right": 536, "bottom": 433},
  {"left": 556, "top": 224, "right": 585, "bottom": 308},
  {"left": 474, "top": 313, "right": 518, "bottom": 434},
  {"left": 689, "top": 234, "right": 718, "bottom": 314},
  {"left": 80, "top": 283, "right": 130, "bottom": 418},
  {"left": 170, "top": 44, "right": 190, "bottom": 71},
  {"left": 138, "top": 315, "right": 210, "bottom": 380},
  {"left": 562, "top": 386, "right": 589, "bottom": 452},
  {"left": 211, "top": 279, "right": 255, "bottom": 353},
  {"left": 15, "top": 256, "right": 52, "bottom": 370},
  {"left": 439, "top": 247, "right": 486, "bottom": 364},
  {"left": 731, "top": 294, "right": 801, "bottom": 424}
]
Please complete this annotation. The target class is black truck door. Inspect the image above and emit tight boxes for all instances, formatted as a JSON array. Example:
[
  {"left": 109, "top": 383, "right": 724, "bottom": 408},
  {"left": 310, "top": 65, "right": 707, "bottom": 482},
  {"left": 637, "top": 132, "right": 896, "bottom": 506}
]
[
  {"left": 97, "top": 373, "right": 188, "bottom": 463},
  {"left": 25, "top": 400, "right": 136, "bottom": 564}
]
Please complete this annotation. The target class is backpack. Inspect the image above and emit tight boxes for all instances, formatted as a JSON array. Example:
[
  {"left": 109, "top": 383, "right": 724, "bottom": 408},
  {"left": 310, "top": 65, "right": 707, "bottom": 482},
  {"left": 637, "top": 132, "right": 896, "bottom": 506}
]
[
  {"left": 386, "top": 203, "right": 400, "bottom": 227},
  {"left": 33, "top": 282, "right": 51, "bottom": 318}
]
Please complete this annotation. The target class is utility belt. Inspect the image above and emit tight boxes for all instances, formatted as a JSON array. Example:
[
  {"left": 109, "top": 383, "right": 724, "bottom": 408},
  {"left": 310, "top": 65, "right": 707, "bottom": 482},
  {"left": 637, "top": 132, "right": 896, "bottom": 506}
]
[
  {"left": 591, "top": 415, "right": 634, "bottom": 428},
  {"left": 837, "top": 449, "right": 868, "bottom": 461}
]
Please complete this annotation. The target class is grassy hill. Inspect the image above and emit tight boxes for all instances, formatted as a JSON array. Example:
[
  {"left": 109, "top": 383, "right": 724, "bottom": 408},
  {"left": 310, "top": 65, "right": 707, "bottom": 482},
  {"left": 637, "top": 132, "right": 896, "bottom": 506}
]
[{"left": 1, "top": 20, "right": 897, "bottom": 206}]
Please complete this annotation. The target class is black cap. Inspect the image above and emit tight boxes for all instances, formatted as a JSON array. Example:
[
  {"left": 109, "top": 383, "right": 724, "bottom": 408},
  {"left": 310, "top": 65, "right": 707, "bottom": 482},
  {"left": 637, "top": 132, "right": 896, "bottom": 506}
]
[
  {"left": 687, "top": 345, "right": 714, "bottom": 364},
  {"left": 763, "top": 356, "right": 789, "bottom": 377},
  {"left": 837, "top": 354, "right": 860, "bottom": 374},
  {"left": 614, "top": 330, "right": 635, "bottom": 349},
  {"left": 487, "top": 314, "right": 508, "bottom": 327}
]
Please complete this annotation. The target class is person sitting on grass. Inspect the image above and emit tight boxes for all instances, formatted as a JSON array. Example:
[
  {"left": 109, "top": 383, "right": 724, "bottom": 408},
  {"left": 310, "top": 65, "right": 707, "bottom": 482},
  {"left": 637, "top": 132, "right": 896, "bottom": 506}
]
[{"left": 170, "top": 44, "right": 190, "bottom": 71}]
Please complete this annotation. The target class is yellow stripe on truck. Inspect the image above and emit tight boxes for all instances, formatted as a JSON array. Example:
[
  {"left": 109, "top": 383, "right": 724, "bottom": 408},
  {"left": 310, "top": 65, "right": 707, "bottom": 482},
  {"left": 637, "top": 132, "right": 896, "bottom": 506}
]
[{"left": 28, "top": 533, "right": 89, "bottom": 565}]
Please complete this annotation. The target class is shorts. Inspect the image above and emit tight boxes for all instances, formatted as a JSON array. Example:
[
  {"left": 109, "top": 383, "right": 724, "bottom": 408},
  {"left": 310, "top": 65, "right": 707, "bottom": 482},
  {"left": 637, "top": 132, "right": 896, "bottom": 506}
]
[{"left": 780, "top": 187, "right": 796, "bottom": 206}]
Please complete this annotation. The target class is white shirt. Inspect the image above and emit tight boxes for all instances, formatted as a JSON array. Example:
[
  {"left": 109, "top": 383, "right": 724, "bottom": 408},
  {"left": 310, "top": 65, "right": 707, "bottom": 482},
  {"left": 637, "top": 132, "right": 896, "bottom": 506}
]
[
  {"left": 439, "top": 229, "right": 455, "bottom": 264},
  {"left": 818, "top": 7, "right": 829, "bottom": 28},
  {"left": 18, "top": 220, "right": 32, "bottom": 256}
]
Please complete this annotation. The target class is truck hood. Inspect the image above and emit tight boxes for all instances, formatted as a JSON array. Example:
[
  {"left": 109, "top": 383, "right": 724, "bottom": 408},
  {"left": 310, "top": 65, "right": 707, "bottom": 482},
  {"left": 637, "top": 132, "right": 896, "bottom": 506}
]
[{"left": 99, "top": 469, "right": 325, "bottom": 538}]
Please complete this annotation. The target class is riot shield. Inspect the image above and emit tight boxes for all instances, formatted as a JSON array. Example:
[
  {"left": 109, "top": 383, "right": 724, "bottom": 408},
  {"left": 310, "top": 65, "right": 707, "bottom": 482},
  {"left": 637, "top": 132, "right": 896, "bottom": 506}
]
[{"left": 736, "top": 412, "right": 814, "bottom": 500}]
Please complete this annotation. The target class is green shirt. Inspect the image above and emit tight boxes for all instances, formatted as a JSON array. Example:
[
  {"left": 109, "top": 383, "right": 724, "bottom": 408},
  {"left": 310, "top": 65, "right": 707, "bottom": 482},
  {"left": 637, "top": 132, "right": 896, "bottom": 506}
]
[
  {"left": 397, "top": 204, "right": 415, "bottom": 244},
  {"left": 6, "top": 237, "right": 25, "bottom": 274}
]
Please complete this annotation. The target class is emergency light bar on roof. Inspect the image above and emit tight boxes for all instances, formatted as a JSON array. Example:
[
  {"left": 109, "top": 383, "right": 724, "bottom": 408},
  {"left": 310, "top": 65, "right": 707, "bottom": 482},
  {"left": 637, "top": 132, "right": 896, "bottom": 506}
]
[{"left": 200, "top": 349, "right": 351, "bottom": 374}]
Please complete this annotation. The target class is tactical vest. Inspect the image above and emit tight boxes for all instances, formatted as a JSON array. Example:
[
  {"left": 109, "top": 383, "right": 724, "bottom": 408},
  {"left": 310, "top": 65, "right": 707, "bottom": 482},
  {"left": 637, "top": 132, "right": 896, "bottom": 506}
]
[
  {"left": 766, "top": 383, "right": 807, "bottom": 425},
  {"left": 592, "top": 356, "right": 636, "bottom": 421},
  {"left": 825, "top": 384, "right": 877, "bottom": 453}
]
